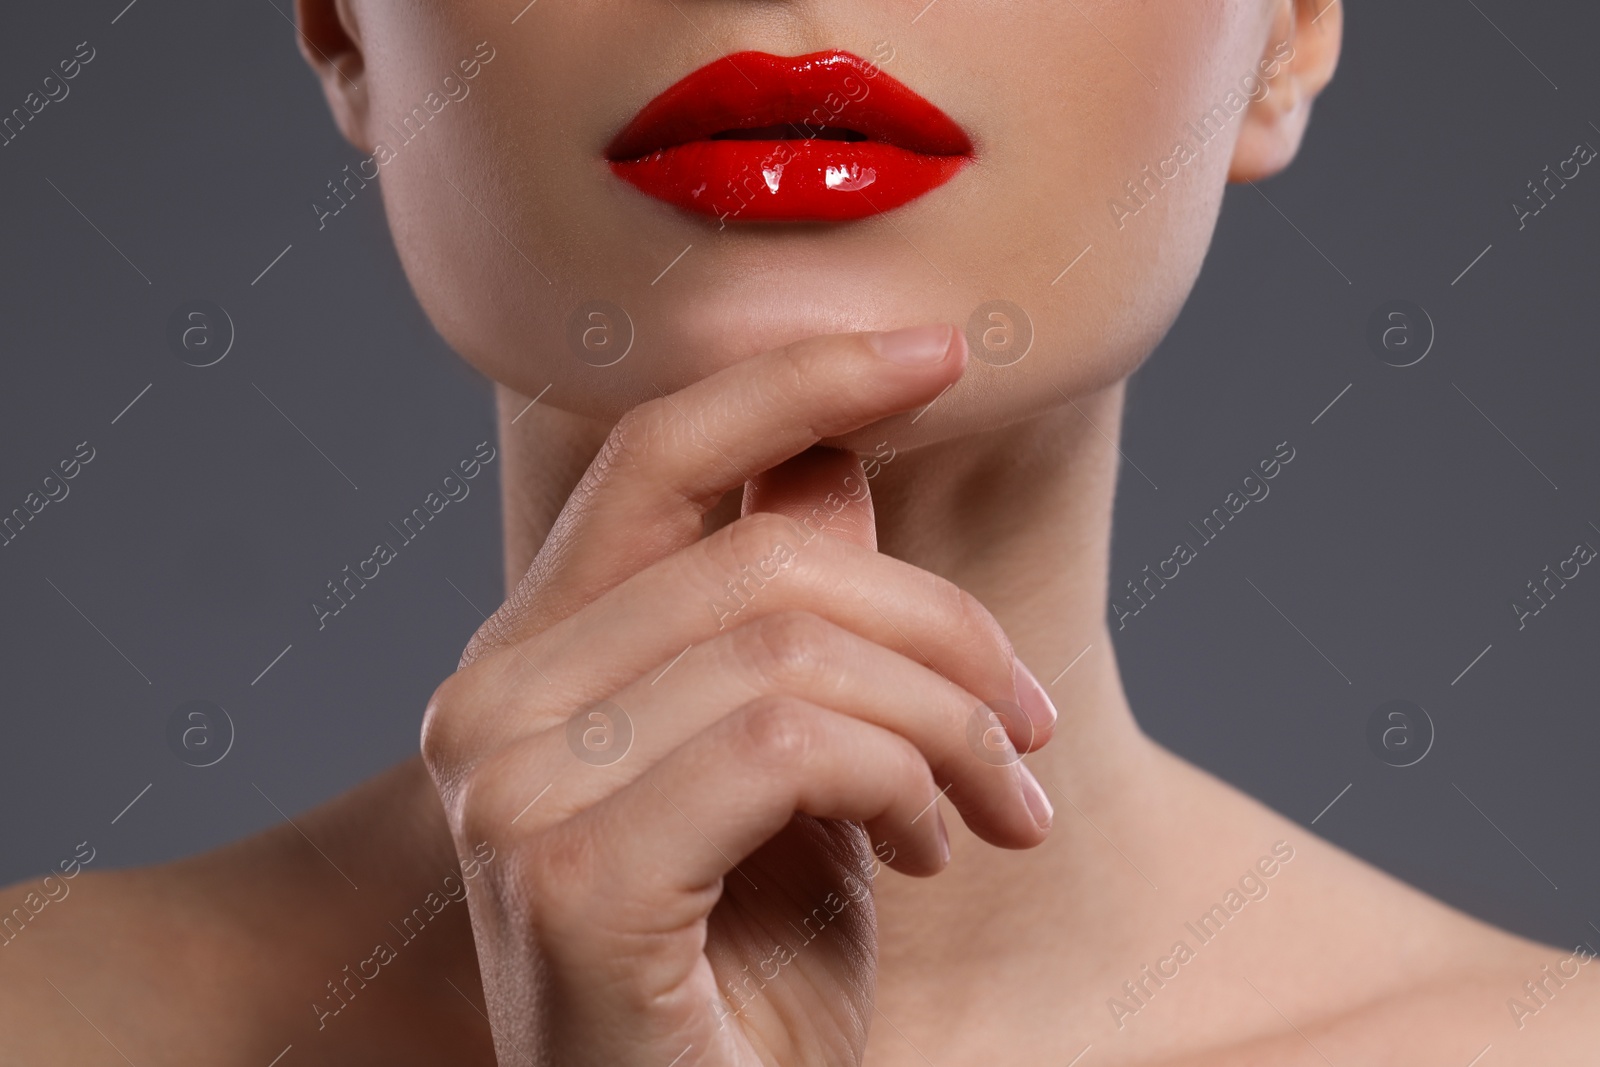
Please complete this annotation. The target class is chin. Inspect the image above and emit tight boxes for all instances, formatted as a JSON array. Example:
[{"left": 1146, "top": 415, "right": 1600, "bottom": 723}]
[
  {"left": 655, "top": 259, "right": 976, "bottom": 372},
  {"left": 424, "top": 217, "right": 1183, "bottom": 452}
]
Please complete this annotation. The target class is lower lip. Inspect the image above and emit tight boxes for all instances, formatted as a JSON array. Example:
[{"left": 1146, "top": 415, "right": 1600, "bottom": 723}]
[{"left": 610, "top": 139, "right": 969, "bottom": 223}]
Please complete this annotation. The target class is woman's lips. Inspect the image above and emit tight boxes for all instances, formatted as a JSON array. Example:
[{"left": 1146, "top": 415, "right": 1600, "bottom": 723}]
[{"left": 605, "top": 50, "right": 973, "bottom": 223}]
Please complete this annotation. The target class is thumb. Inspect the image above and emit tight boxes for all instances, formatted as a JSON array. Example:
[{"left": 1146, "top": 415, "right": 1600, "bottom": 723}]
[{"left": 741, "top": 446, "right": 877, "bottom": 552}]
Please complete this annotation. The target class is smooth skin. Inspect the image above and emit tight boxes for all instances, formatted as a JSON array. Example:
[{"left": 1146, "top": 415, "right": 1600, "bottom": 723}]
[
  {"left": 4, "top": 0, "right": 1598, "bottom": 1064},
  {"left": 423, "top": 324, "right": 1059, "bottom": 1066}
]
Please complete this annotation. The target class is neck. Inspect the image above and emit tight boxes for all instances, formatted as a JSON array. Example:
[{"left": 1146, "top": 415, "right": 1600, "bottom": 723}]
[
  {"left": 493, "top": 379, "right": 1168, "bottom": 967},
  {"left": 496, "top": 380, "right": 1130, "bottom": 667},
  {"left": 863, "top": 383, "right": 1150, "bottom": 800}
]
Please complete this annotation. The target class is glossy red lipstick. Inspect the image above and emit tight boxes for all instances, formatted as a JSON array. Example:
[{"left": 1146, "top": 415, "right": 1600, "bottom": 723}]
[{"left": 606, "top": 50, "right": 972, "bottom": 223}]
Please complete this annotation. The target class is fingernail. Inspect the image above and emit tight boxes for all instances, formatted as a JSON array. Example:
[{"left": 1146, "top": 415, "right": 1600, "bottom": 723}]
[
  {"left": 868, "top": 324, "right": 954, "bottom": 365},
  {"left": 1018, "top": 763, "right": 1053, "bottom": 830},
  {"left": 1013, "top": 659, "right": 1058, "bottom": 736},
  {"left": 935, "top": 808, "right": 952, "bottom": 866}
]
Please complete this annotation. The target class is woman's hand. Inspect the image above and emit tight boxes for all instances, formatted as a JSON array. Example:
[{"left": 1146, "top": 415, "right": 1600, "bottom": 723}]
[{"left": 421, "top": 324, "right": 1058, "bottom": 1066}]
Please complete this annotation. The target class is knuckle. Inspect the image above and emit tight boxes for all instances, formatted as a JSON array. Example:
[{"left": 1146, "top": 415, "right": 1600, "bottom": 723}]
[
  {"left": 458, "top": 597, "right": 524, "bottom": 668},
  {"left": 775, "top": 330, "right": 863, "bottom": 377},
  {"left": 725, "top": 509, "right": 801, "bottom": 558},
  {"left": 422, "top": 668, "right": 538, "bottom": 816},
  {"left": 452, "top": 761, "right": 510, "bottom": 845},
  {"left": 769, "top": 334, "right": 827, "bottom": 391},
  {"left": 881, "top": 735, "right": 931, "bottom": 796},
  {"left": 419, "top": 673, "right": 468, "bottom": 780},
  {"left": 589, "top": 399, "right": 671, "bottom": 483},
  {"left": 946, "top": 581, "right": 1014, "bottom": 662},
  {"left": 450, "top": 758, "right": 597, "bottom": 924},
  {"left": 456, "top": 728, "right": 572, "bottom": 831},
  {"left": 511, "top": 822, "right": 598, "bottom": 920},
  {"left": 901, "top": 735, "right": 937, "bottom": 787},
  {"left": 738, "top": 611, "right": 834, "bottom": 689},
  {"left": 731, "top": 696, "right": 823, "bottom": 768},
  {"left": 768, "top": 335, "right": 864, "bottom": 433},
  {"left": 703, "top": 511, "right": 806, "bottom": 590}
]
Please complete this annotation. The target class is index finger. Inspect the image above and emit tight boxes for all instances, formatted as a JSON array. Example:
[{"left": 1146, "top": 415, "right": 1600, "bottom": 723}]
[{"left": 466, "top": 323, "right": 966, "bottom": 660}]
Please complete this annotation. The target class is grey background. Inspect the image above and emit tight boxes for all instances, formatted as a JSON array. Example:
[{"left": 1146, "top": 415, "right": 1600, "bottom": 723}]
[{"left": 2, "top": 0, "right": 1596, "bottom": 953}]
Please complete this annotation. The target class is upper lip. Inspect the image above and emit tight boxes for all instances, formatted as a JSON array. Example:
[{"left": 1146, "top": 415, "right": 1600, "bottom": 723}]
[{"left": 605, "top": 49, "right": 973, "bottom": 161}]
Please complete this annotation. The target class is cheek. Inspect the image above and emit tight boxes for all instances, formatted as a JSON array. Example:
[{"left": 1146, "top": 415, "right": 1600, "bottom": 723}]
[
  {"left": 366, "top": 14, "right": 633, "bottom": 414},
  {"left": 904, "top": 0, "right": 1258, "bottom": 425}
]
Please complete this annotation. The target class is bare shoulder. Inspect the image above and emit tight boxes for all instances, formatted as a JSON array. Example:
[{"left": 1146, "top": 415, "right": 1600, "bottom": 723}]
[
  {"left": 1392, "top": 940, "right": 1600, "bottom": 1062},
  {"left": 1147, "top": 902, "right": 1600, "bottom": 1067},
  {"left": 0, "top": 767, "right": 496, "bottom": 1066},
  {"left": 1256, "top": 940, "right": 1599, "bottom": 1066},
  {"left": 0, "top": 863, "right": 246, "bottom": 1061},
  {"left": 1146, "top": 755, "right": 1600, "bottom": 1066},
  {"left": 1286, "top": 832, "right": 1600, "bottom": 1063}
]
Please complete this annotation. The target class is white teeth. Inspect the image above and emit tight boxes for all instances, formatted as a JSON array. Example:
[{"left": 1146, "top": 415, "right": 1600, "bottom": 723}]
[{"left": 825, "top": 163, "right": 877, "bottom": 191}]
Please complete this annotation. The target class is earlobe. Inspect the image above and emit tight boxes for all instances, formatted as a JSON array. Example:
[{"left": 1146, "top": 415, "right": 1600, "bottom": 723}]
[
  {"left": 295, "top": 0, "right": 372, "bottom": 151},
  {"left": 1229, "top": 0, "right": 1343, "bottom": 183}
]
